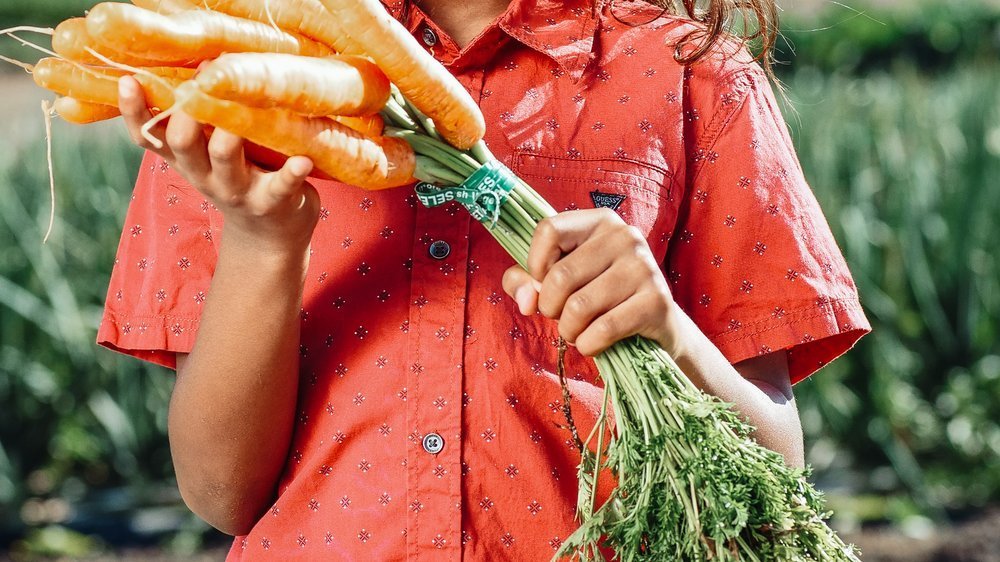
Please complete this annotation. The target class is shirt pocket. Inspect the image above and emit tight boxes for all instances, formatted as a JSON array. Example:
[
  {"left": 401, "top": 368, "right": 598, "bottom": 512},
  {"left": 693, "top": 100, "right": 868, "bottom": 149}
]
[{"left": 508, "top": 151, "right": 680, "bottom": 341}]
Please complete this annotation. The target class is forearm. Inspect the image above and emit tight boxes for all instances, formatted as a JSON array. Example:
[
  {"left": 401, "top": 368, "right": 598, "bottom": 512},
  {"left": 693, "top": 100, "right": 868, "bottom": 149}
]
[
  {"left": 168, "top": 232, "right": 308, "bottom": 535},
  {"left": 667, "top": 307, "right": 805, "bottom": 467}
]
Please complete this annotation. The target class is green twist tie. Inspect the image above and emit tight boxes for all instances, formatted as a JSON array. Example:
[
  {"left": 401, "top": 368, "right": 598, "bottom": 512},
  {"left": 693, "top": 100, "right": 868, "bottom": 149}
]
[{"left": 414, "top": 160, "right": 517, "bottom": 226}]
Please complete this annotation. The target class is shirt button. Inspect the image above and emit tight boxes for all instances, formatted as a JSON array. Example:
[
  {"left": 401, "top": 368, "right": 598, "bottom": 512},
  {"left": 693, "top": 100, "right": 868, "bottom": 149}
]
[
  {"left": 422, "top": 433, "right": 444, "bottom": 454},
  {"left": 421, "top": 27, "right": 438, "bottom": 48},
  {"left": 429, "top": 240, "right": 451, "bottom": 260}
]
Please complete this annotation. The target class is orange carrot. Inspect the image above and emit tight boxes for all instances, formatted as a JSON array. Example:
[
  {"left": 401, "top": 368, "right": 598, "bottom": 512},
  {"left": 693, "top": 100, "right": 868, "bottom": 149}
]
[
  {"left": 85, "top": 3, "right": 334, "bottom": 65},
  {"left": 333, "top": 114, "right": 383, "bottom": 137},
  {"left": 317, "top": 0, "right": 485, "bottom": 149},
  {"left": 194, "top": 52, "right": 390, "bottom": 116},
  {"left": 32, "top": 58, "right": 189, "bottom": 110},
  {"left": 52, "top": 18, "right": 199, "bottom": 67},
  {"left": 173, "top": 80, "right": 415, "bottom": 190},
  {"left": 199, "top": 0, "right": 357, "bottom": 54},
  {"left": 53, "top": 97, "right": 121, "bottom": 123},
  {"left": 130, "top": 0, "right": 200, "bottom": 14}
]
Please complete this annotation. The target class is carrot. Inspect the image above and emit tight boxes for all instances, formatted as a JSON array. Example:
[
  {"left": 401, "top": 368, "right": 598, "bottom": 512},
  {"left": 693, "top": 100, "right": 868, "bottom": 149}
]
[
  {"left": 173, "top": 80, "right": 415, "bottom": 190},
  {"left": 32, "top": 58, "right": 189, "bottom": 110},
  {"left": 200, "top": 0, "right": 482, "bottom": 151},
  {"left": 130, "top": 0, "right": 200, "bottom": 14},
  {"left": 53, "top": 97, "right": 121, "bottom": 123},
  {"left": 317, "top": 0, "right": 485, "bottom": 149},
  {"left": 333, "top": 115, "right": 383, "bottom": 137},
  {"left": 194, "top": 52, "right": 390, "bottom": 117},
  {"left": 85, "top": 3, "right": 334, "bottom": 65},
  {"left": 52, "top": 17, "right": 199, "bottom": 67},
  {"left": 198, "top": 0, "right": 358, "bottom": 54}
]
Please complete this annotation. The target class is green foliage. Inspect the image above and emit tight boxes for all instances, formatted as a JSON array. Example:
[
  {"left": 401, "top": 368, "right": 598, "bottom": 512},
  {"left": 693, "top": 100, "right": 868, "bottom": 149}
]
[
  {"left": 778, "top": 1, "right": 1000, "bottom": 73},
  {"left": 0, "top": 2, "right": 997, "bottom": 547},
  {"left": 0, "top": 122, "right": 176, "bottom": 535},
  {"left": 0, "top": 0, "right": 94, "bottom": 72},
  {"left": 0, "top": 0, "right": 94, "bottom": 28},
  {"left": 787, "top": 62, "right": 1000, "bottom": 514}
]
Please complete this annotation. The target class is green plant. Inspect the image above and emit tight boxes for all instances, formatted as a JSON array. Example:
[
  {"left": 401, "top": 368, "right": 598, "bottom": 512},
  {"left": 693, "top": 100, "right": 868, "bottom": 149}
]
[
  {"left": 776, "top": 1, "right": 1000, "bottom": 73},
  {"left": 786, "top": 62, "right": 1000, "bottom": 516},
  {"left": 0, "top": 122, "right": 176, "bottom": 535}
]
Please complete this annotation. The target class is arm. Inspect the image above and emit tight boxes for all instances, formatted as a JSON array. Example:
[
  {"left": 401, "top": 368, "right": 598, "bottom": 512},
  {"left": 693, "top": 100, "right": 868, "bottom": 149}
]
[
  {"left": 502, "top": 209, "right": 805, "bottom": 467},
  {"left": 119, "top": 77, "right": 321, "bottom": 535}
]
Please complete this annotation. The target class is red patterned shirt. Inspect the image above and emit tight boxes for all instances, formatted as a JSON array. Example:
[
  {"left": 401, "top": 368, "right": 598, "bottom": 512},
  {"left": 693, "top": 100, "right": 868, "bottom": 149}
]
[{"left": 98, "top": 0, "right": 870, "bottom": 559}]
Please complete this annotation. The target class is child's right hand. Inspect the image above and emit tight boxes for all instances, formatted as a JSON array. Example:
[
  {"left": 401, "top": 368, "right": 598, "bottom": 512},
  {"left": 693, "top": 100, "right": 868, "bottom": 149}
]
[{"left": 117, "top": 76, "right": 321, "bottom": 257}]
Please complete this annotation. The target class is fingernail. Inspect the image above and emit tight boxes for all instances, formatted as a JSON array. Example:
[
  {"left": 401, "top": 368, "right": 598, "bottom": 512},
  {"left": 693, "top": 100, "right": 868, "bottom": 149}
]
[
  {"left": 289, "top": 157, "right": 313, "bottom": 177},
  {"left": 514, "top": 285, "right": 534, "bottom": 315},
  {"left": 117, "top": 77, "right": 130, "bottom": 97}
]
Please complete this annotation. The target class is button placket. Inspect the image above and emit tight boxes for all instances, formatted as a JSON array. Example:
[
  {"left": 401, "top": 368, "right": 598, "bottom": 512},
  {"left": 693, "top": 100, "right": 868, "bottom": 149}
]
[{"left": 406, "top": 203, "right": 470, "bottom": 560}]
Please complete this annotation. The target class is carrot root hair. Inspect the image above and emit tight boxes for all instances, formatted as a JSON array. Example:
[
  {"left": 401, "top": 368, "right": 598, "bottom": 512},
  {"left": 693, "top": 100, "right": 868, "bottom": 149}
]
[
  {"left": 0, "top": 53, "right": 33, "bottom": 72},
  {"left": 2, "top": 31, "right": 59, "bottom": 58},
  {"left": 140, "top": 99, "right": 184, "bottom": 149},
  {"left": 85, "top": 45, "right": 182, "bottom": 135},
  {"left": 0, "top": 25, "right": 54, "bottom": 36},
  {"left": 263, "top": 0, "right": 281, "bottom": 33},
  {"left": 40, "top": 100, "right": 57, "bottom": 243}
]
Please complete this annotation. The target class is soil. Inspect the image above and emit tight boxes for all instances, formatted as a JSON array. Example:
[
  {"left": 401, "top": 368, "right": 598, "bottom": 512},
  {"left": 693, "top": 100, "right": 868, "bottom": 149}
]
[
  {"left": 844, "top": 509, "right": 1000, "bottom": 562},
  {"left": 2, "top": 510, "right": 996, "bottom": 561}
]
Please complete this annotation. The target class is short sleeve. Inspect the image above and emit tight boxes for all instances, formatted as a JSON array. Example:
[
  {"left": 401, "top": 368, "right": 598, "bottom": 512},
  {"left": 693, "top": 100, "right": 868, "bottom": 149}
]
[
  {"left": 668, "top": 62, "right": 870, "bottom": 384},
  {"left": 97, "top": 151, "right": 218, "bottom": 370}
]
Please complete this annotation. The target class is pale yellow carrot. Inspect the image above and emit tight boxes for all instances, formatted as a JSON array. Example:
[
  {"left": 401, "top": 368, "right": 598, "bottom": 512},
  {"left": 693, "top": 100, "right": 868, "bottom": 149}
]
[
  {"left": 85, "top": 2, "right": 334, "bottom": 65},
  {"left": 32, "top": 58, "right": 188, "bottom": 110},
  {"left": 317, "top": 0, "right": 485, "bottom": 149},
  {"left": 53, "top": 97, "right": 121, "bottom": 123},
  {"left": 173, "top": 80, "right": 415, "bottom": 190},
  {"left": 194, "top": 52, "right": 390, "bottom": 117}
]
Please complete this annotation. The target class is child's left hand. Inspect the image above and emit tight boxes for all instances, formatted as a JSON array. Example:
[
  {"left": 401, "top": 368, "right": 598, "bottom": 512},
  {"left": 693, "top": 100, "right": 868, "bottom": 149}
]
[{"left": 502, "top": 208, "right": 682, "bottom": 357}]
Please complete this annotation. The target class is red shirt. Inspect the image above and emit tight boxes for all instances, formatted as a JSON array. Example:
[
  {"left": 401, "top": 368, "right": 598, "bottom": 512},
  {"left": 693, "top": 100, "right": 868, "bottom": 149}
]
[{"left": 98, "top": 0, "right": 870, "bottom": 559}]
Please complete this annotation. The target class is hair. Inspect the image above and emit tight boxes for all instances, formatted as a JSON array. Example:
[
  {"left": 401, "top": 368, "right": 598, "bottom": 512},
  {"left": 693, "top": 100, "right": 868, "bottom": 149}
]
[{"left": 613, "top": 0, "right": 781, "bottom": 75}]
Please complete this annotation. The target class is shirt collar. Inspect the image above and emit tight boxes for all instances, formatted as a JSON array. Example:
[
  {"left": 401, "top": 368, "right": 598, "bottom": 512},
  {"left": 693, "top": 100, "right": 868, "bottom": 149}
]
[
  {"left": 381, "top": 0, "right": 603, "bottom": 83},
  {"left": 497, "top": 0, "right": 604, "bottom": 82}
]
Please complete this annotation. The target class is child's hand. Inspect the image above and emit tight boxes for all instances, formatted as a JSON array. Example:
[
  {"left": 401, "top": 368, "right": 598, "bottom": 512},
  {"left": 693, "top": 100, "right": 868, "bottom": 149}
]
[
  {"left": 502, "top": 209, "right": 682, "bottom": 357},
  {"left": 117, "top": 76, "right": 321, "bottom": 255}
]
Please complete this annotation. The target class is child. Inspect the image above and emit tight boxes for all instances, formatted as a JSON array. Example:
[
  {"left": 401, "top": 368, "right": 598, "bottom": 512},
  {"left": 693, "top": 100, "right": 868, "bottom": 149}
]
[{"left": 101, "top": 0, "right": 870, "bottom": 559}]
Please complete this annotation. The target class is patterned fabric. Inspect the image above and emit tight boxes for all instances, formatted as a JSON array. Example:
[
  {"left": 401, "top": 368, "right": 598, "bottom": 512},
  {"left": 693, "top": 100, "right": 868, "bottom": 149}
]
[{"left": 98, "top": 0, "right": 870, "bottom": 559}]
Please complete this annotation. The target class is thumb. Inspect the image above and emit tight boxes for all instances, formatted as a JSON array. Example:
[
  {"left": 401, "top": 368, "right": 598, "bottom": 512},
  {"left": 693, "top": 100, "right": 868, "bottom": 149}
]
[
  {"left": 268, "top": 155, "right": 314, "bottom": 200},
  {"left": 502, "top": 265, "right": 541, "bottom": 316}
]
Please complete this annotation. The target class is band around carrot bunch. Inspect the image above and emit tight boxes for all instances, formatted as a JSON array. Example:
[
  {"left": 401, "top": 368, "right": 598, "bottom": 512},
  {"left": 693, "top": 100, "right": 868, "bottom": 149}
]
[{"left": 4, "top": 0, "right": 861, "bottom": 559}]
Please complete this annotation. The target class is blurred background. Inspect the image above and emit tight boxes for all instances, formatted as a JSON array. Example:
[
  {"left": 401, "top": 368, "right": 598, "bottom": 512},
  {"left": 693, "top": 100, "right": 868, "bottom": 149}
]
[{"left": 1, "top": 0, "right": 998, "bottom": 560}]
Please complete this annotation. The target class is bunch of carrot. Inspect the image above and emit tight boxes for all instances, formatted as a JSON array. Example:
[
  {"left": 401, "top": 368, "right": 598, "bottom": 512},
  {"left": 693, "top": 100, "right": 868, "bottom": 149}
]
[
  {"left": 5, "top": 0, "right": 484, "bottom": 189},
  {"left": 6, "top": 1, "right": 861, "bottom": 560}
]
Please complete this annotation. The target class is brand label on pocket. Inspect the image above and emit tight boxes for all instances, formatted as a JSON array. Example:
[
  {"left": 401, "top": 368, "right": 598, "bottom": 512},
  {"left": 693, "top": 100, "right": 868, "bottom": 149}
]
[{"left": 590, "top": 191, "right": 626, "bottom": 211}]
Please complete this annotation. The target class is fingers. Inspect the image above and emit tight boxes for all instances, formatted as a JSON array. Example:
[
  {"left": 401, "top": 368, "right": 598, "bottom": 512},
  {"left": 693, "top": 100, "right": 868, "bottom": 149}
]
[
  {"left": 267, "top": 156, "right": 314, "bottom": 201},
  {"left": 206, "top": 128, "right": 250, "bottom": 198},
  {"left": 165, "top": 109, "right": 212, "bottom": 183},
  {"left": 535, "top": 231, "right": 621, "bottom": 319},
  {"left": 554, "top": 262, "right": 633, "bottom": 345},
  {"left": 118, "top": 76, "right": 171, "bottom": 159},
  {"left": 524, "top": 208, "right": 676, "bottom": 354},
  {"left": 526, "top": 208, "right": 623, "bottom": 282},
  {"left": 574, "top": 291, "right": 670, "bottom": 357},
  {"left": 502, "top": 266, "right": 541, "bottom": 315}
]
